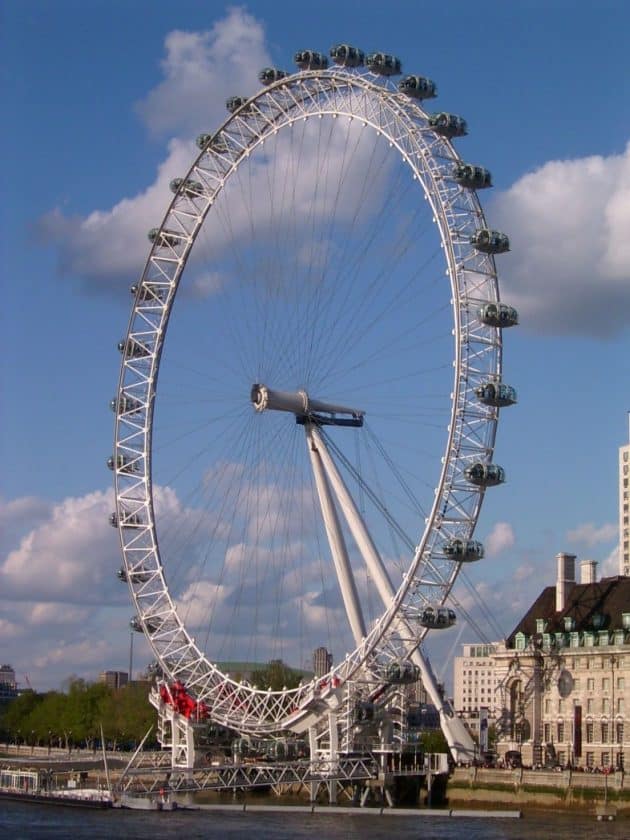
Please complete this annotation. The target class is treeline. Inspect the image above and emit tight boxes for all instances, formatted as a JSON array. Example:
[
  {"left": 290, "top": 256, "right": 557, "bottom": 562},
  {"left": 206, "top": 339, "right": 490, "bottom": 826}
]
[{"left": 0, "top": 678, "right": 156, "bottom": 750}]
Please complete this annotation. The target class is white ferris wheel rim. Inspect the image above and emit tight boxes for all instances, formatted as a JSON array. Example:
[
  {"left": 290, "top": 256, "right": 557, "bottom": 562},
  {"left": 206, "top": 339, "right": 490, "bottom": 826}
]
[{"left": 112, "top": 57, "right": 504, "bottom": 734}]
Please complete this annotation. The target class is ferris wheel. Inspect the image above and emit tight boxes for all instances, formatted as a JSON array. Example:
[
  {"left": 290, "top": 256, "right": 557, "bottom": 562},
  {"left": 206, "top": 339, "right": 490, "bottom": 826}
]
[{"left": 110, "top": 45, "right": 516, "bottom": 755}]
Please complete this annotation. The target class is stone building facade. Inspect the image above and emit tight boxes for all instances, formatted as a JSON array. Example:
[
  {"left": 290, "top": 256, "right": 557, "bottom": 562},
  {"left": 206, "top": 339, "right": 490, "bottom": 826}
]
[{"left": 493, "top": 553, "right": 630, "bottom": 770}]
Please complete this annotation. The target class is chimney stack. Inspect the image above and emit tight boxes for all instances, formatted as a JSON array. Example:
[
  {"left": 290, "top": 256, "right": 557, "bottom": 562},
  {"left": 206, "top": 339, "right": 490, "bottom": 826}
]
[
  {"left": 556, "top": 552, "right": 576, "bottom": 612},
  {"left": 580, "top": 560, "right": 598, "bottom": 585}
]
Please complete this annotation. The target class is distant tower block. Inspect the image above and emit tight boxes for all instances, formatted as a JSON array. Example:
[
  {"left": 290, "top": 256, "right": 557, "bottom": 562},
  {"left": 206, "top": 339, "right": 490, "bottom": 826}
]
[
  {"left": 620, "top": 416, "right": 630, "bottom": 576},
  {"left": 313, "top": 646, "right": 333, "bottom": 678}
]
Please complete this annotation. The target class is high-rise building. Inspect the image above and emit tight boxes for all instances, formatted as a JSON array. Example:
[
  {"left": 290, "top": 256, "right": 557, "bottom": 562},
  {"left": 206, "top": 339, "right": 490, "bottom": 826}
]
[
  {"left": 620, "top": 419, "right": 630, "bottom": 577},
  {"left": 99, "top": 670, "right": 129, "bottom": 690},
  {"left": 312, "top": 647, "right": 333, "bottom": 678},
  {"left": 0, "top": 664, "right": 18, "bottom": 700}
]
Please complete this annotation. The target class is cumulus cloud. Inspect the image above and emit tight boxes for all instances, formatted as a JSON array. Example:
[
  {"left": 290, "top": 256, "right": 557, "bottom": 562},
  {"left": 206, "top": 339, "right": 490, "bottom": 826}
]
[
  {"left": 491, "top": 142, "right": 630, "bottom": 336},
  {"left": 566, "top": 521, "right": 618, "bottom": 547},
  {"left": 600, "top": 543, "right": 621, "bottom": 577},
  {"left": 484, "top": 521, "right": 516, "bottom": 557},
  {"left": 135, "top": 9, "right": 270, "bottom": 138}
]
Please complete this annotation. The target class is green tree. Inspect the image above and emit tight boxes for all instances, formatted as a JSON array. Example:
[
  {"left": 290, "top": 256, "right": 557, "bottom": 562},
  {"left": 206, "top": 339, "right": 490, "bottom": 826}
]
[{"left": 250, "top": 659, "right": 302, "bottom": 691}]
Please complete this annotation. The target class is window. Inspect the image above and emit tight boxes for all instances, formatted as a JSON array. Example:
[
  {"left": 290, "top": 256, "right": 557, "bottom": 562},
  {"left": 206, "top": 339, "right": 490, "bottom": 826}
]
[
  {"left": 545, "top": 699, "right": 551, "bottom": 714},
  {"left": 602, "top": 698, "right": 610, "bottom": 714},
  {"left": 618, "top": 698, "right": 625, "bottom": 713},
  {"left": 573, "top": 678, "right": 581, "bottom": 691},
  {"left": 587, "top": 678, "right": 594, "bottom": 691},
  {"left": 602, "top": 678, "right": 610, "bottom": 691},
  {"left": 586, "top": 698, "right": 594, "bottom": 713},
  {"left": 558, "top": 699, "right": 564, "bottom": 713},
  {"left": 557, "top": 722, "right": 565, "bottom": 742},
  {"left": 620, "top": 677, "right": 627, "bottom": 691},
  {"left": 586, "top": 752, "right": 595, "bottom": 768},
  {"left": 544, "top": 723, "right": 551, "bottom": 743},
  {"left": 601, "top": 752, "right": 610, "bottom": 768},
  {"left": 586, "top": 722, "right": 594, "bottom": 744},
  {"left": 616, "top": 723, "right": 624, "bottom": 744},
  {"left": 601, "top": 722, "right": 609, "bottom": 743}
]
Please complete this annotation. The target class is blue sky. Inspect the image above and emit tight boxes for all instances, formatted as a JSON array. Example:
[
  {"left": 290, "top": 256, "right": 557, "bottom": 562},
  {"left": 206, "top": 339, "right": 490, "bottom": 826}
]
[{"left": 1, "top": 1, "right": 629, "bottom": 692}]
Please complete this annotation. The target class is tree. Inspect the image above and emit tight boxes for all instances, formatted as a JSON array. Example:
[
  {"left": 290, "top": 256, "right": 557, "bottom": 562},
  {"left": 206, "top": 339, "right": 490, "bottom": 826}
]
[{"left": 250, "top": 660, "right": 302, "bottom": 691}]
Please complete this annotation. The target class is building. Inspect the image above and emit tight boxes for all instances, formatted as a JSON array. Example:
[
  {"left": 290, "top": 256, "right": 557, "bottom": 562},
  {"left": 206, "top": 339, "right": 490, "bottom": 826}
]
[
  {"left": 99, "top": 670, "right": 129, "bottom": 690},
  {"left": 0, "top": 665, "right": 18, "bottom": 701},
  {"left": 313, "top": 647, "right": 333, "bottom": 678},
  {"left": 453, "top": 643, "right": 504, "bottom": 744},
  {"left": 493, "top": 553, "right": 630, "bottom": 770},
  {"left": 620, "top": 425, "right": 630, "bottom": 576}
]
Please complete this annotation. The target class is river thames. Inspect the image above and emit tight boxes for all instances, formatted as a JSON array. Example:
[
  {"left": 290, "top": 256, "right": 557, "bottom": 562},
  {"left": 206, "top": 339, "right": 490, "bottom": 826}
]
[{"left": 1, "top": 802, "right": 628, "bottom": 839}]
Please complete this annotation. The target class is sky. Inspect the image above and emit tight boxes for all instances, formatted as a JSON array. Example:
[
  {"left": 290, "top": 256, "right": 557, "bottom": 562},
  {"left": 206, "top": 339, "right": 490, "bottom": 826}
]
[{"left": 1, "top": 0, "right": 629, "bottom": 694}]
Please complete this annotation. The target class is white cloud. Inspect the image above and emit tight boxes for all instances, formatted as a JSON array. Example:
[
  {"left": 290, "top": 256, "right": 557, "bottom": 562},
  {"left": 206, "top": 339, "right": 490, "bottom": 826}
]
[
  {"left": 135, "top": 9, "right": 270, "bottom": 138},
  {"left": 484, "top": 521, "right": 516, "bottom": 557},
  {"left": 600, "top": 544, "right": 621, "bottom": 577},
  {"left": 491, "top": 142, "right": 630, "bottom": 337},
  {"left": 566, "top": 521, "right": 617, "bottom": 547}
]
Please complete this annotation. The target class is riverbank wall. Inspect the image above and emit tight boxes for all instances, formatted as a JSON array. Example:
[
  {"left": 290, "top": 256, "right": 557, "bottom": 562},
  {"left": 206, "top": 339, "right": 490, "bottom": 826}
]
[{"left": 447, "top": 766, "right": 630, "bottom": 814}]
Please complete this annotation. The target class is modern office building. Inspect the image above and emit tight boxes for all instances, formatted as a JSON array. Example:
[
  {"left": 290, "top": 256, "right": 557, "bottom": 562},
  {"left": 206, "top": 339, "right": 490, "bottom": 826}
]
[
  {"left": 0, "top": 665, "right": 18, "bottom": 701},
  {"left": 99, "top": 670, "right": 129, "bottom": 690},
  {"left": 620, "top": 425, "right": 630, "bottom": 577}
]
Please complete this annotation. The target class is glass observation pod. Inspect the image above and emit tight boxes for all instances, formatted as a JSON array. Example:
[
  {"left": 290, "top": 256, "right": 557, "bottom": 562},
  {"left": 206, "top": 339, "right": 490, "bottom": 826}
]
[
  {"left": 294, "top": 50, "right": 329, "bottom": 70},
  {"left": 428, "top": 112, "right": 467, "bottom": 138},
  {"left": 355, "top": 701, "right": 375, "bottom": 722},
  {"left": 464, "top": 462, "right": 506, "bottom": 487},
  {"left": 471, "top": 228, "right": 510, "bottom": 254},
  {"left": 118, "top": 338, "right": 150, "bottom": 358},
  {"left": 258, "top": 67, "right": 288, "bottom": 85},
  {"left": 169, "top": 177, "right": 203, "bottom": 197},
  {"left": 196, "top": 133, "right": 229, "bottom": 153},
  {"left": 329, "top": 44, "right": 365, "bottom": 67},
  {"left": 130, "top": 283, "right": 166, "bottom": 303},
  {"left": 148, "top": 228, "right": 182, "bottom": 248},
  {"left": 478, "top": 302, "right": 519, "bottom": 328},
  {"left": 107, "top": 454, "right": 138, "bottom": 474},
  {"left": 109, "top": 511, "right": 142, "bottom": 528},
  {"left": 419, "top": 605, "right": 457, "bottom": 629},
  {"left": 398, "top": 75, "right": 437, "bottom": 100},
  {"left": 130, "top": 616, "right": 159, "bottom": 634},
  {"left": 386, "top": 661, "right": 420, "bottom": 684},
  {"left": 118, "top": 567, "right": 152, "bottom": 584},
  {"left": 443, "top": 538, "right": 485, "bottom": 562},
  {"left": 475, "top": 382, "right": 518, "bottom": 407},
  {"left": 453, "top": 163, "right": 492, "bottom": 189},
  {"left": 226, "top": 95, "right": 254, "bottom": 113},
  {"left": 110, "top": 394, "right": 142, "bottom": 415},
  {"left": 366, "top": 52, "right": 402, "bottom": 76}
]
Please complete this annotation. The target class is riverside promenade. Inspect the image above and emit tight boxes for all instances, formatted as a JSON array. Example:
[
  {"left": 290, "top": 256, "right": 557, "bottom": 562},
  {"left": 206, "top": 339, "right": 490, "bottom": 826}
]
[{"left": 448, "top": 766, "right": 629, "bottom": 814}]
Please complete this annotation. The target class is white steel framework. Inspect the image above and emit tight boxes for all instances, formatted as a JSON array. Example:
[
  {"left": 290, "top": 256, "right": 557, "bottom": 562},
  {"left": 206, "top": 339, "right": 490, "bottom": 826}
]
[{"left": 112, "top": 47, "right": 515, "bottom": 759}]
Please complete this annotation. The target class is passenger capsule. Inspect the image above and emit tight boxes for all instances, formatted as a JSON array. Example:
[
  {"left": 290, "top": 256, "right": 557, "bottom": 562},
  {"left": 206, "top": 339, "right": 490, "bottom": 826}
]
[
  {"left": 117, "top": 568, "right": 128, "bottom": 582},
  {"left": 258, "top": 67, "right": 288, "bottom": 85},
  {"left": 478, "top": 302, "right": 519, "bottom": 328},
  {"left": 428, "top": 112, "right": 467, "bottom": 138},
  {"left": 148, "top": 228, "right": 182, "bottom": 248},
  {"left": 226, "top": 95, "right": 250, "bottom": 113},
  {"left": 443, "top": 538, "right": 485, "bottom": 562},
  {"left": 355, "top": 701, "right": 375, "bottom": 722},
  {"left": 366, "top": 52, "right": 402, "bottom": 76},
  {"left": 475, "top": 382, "right": 517, "bottom": 407},
  {"left": 110, "top": 394, "right": 142, "bottom": 415},
  {"left": 169, "top": 177, "right": 203, "bottom": 198},
  {"left": 464, "top": 463, "right": 506, "bottom": 487},
  {"left": 107, "top": 454, "right": 138, "bottom": 474},
  {"left": 329, "top": 44, "right": 364, "bottom": 67},
  {"left": 109, "top": 513, "right": 118, "bottom": 528},
  {"left": 386, "top": 661, "right": 420, "bottom": 684},
  {"left": 127, "top": 566, "right": 152, "bottom": 584},
  {"left": 294, "top": 50, "right": 329, "bottom": 70},
  {"left": 419, "top": 605, "right": 457, "bottom": 629},
  {"left": 130, "top": 282, "right": 166, "bottom": 302},
  {"left": 197, "top": 133, "right": 230, "bottom": 153},
  {"left": 398, "top": 75, "right": 436, "bottom": 99},
  {"left": 117, "top": 338, "right": 150, "bottom": 358},
  {"left": 453, "top": 163, "right": 492, "bottom": 189},
  {"left": 130, "top": 616, "right": 159, "bottom": 634},
  {"left": 471, "top": 229, "right": 510, "bottom": 254},
  {"left": 112, "top": 510, "right": 142, "bottom": 527}
]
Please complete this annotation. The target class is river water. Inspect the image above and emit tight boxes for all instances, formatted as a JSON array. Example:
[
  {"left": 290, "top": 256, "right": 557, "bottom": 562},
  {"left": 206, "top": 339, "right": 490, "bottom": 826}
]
[{"left": 0, "top": 802, "right": 627, "bottom": 840}]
